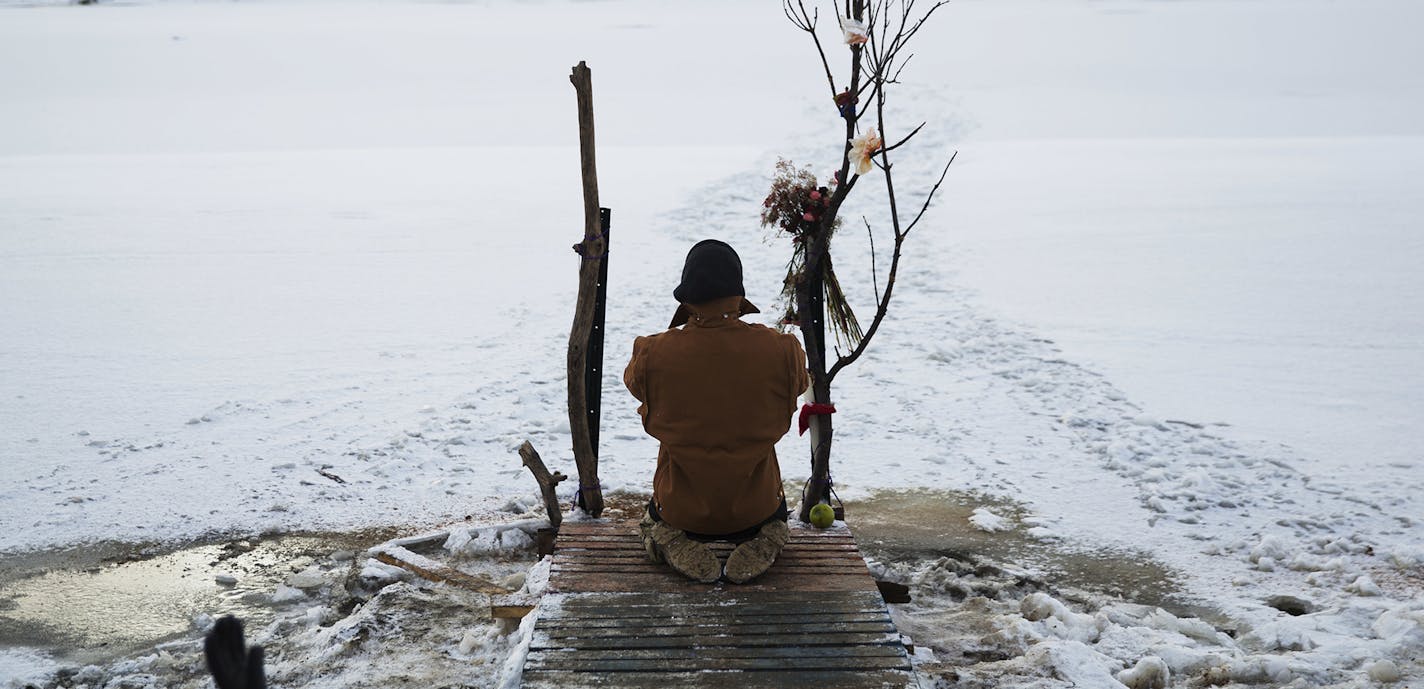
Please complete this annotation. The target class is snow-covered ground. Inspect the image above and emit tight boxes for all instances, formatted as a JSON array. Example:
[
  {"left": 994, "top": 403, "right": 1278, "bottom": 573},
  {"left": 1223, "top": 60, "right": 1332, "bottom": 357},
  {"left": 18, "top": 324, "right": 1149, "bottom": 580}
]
[{"left": 2, "top": 0, "right": 1422, "bottom": 686}]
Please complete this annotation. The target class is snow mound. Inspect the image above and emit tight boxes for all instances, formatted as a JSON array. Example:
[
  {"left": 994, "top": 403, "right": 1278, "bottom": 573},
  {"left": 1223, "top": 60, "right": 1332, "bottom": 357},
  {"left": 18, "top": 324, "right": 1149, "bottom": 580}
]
[
  {"left": 969, "top": 506, "right": 1012, "bottom": 533},
  {"left": 1116, "top": 655, "right": 1170, "bottom": 689},
  {"left": 444, "top": 525, "right": 536, "bottom": 556}
]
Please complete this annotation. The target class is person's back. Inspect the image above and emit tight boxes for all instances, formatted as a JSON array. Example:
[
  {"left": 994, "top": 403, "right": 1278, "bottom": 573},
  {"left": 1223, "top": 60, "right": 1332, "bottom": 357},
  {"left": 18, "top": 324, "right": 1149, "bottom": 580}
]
[
  {"left": 624, "top": 240, "right": 809, "bottom": 583},
  {"left": 627, "top": 295, "right": 807, "bottom": 535}
]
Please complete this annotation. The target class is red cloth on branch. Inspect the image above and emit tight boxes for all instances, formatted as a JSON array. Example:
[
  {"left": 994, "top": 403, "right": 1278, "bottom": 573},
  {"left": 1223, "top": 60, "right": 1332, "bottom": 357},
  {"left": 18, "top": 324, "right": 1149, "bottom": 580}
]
[{"left": 798, "top": 403, "right": 837, "bottom": 436}]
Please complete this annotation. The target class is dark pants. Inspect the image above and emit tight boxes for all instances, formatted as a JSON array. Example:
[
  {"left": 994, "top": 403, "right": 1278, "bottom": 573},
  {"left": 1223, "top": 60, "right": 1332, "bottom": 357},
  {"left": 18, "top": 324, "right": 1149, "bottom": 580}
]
[{"left": 646, "top": 497, "right": 789, "bottom": 544}]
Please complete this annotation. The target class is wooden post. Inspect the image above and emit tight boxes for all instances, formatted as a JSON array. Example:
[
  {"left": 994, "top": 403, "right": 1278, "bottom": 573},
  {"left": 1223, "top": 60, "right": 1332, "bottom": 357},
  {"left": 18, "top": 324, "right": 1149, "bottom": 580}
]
[
  {"left": 519, "top": 441, "right": 567, "bottom": 528},
  {"left": 798, "top": 234, "right": 835, "bottom": 523},
  {"left": 567, "top": 60, "right": 606, "bottom": 517},
  {"left": 585, "top": 208, "right": 611, "bottom": 461}
]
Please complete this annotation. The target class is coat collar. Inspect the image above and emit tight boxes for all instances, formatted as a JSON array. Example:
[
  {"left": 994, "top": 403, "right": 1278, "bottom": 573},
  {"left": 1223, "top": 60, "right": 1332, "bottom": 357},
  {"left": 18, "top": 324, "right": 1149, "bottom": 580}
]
[{"left": 668, "top": 296, "right": 761, "bottom": 329}]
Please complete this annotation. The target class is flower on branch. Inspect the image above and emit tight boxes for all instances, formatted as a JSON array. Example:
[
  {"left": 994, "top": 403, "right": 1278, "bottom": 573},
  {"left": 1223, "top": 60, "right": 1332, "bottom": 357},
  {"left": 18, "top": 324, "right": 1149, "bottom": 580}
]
[
  {"left": 848, "top": 128, "right": 883, "bottom": 176},
  {"left": 840, "top": 17, "right": 869, "bottom": 45}
]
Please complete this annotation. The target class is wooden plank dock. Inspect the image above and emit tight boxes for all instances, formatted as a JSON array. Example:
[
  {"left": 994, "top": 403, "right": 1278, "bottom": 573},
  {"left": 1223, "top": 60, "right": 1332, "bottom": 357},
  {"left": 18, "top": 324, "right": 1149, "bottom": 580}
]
[{"left": 520, "top": 519, "right": 917, "bottom": 688}]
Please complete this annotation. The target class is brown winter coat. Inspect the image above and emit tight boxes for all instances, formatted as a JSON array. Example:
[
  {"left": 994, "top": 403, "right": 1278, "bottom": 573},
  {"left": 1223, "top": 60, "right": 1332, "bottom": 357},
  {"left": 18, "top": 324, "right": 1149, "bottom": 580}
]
[{"left": 623, "top": 296, "right": 810, "bottom": 535}]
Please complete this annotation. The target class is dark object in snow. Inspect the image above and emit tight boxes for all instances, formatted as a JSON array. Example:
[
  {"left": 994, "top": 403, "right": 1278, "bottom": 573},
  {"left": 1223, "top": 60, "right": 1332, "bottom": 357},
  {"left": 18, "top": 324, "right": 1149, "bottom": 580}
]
[
  {"left": 1266, "top": 594, "right": 1317, "bottom": 616},
  {"left": 536, "top": 527, "right": 558, "bottom": 557},
  {"left": 876, "top": 579, "right": 911, "bottom": 604},
  {"left": 316, "top": 467, "right": 347, "bottom": 485},
  {"left": 204, "top": 616, "right": 266, "bottom": 689}
]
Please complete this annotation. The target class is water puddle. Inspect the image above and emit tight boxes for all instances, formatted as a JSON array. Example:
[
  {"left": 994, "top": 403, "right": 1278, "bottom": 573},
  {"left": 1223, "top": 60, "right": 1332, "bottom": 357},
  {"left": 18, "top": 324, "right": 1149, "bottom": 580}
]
[
  {"left": 845, "top": 488, "right": 1186, "bottom": 610},
  {"left": 0, "top": 529, "right": 397, "bottom": 666}
]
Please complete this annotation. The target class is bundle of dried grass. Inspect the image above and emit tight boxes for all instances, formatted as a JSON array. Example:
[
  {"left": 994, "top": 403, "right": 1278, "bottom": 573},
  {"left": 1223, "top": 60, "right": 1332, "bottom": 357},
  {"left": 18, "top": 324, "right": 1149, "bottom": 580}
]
[{"left": 761, "top": 159, "right": 863, "bottom": 349}]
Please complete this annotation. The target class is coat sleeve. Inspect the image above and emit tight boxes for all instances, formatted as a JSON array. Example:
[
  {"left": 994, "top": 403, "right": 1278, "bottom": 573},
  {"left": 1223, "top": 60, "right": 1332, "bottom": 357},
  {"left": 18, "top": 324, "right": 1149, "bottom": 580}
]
[
  {"left": 624, "top": 335, "right": 651, "bottom": 405},
  {"left": 785, "top": 334, "right": 811, "bottom": 413}
]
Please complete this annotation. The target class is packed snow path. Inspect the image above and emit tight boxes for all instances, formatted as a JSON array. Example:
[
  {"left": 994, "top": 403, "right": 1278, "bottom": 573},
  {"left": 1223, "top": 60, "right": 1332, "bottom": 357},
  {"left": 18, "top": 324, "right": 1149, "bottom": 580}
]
[{"left": 518, "top": 520, "right": 916, "bottom": 688}]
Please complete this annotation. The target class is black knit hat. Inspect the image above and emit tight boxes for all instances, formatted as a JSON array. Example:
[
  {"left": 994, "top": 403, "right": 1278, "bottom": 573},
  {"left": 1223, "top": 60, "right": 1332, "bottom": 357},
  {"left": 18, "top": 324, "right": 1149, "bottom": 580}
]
[{"left": 673, "top": 239, "right": 745, "bottom": 304}]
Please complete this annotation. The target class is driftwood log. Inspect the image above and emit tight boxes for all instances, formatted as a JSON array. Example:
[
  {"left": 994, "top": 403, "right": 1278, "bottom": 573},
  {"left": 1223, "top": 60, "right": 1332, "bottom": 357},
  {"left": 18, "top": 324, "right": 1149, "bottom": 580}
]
[
  {"left": 519, "top": 440, "right": 566, "bottom": 527},
  {"left": 372, "top": 548, "right": 509, "bottom": 595},
  {"left": 373, "top": 549, "right": 538, "bottom": 620},
  {"left": 566, "top": 60, "right": 605, "bottom": 517}
]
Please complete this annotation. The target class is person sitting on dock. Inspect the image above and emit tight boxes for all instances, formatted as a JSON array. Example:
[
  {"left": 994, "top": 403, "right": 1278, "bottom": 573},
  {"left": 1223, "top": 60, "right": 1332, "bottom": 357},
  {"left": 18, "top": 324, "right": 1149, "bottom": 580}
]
[{"left": 623, "top": 239, "right": 810, "bottom": 583}]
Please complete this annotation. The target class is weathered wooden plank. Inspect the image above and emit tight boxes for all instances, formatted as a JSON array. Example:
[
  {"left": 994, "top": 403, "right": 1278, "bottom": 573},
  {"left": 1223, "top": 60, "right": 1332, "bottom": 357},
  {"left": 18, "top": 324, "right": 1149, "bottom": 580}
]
[
  {"left": 552, "top": 563, "right": 870, "bottom": 574},
  {"left": 555, "top": 547, "right": 864, "bottom": 556},
  {"left": 520, "top": 669, "right": 916, "bottom": 689},
  {"left": 556, "top": 548, "right": 863, "bottom": 560},
  {"left": 538, "top": 600, "right": 882, "bottom": 614},
  {"left": 555, "top": 534, "right": 859, "bottom": 544},
  {"left": 550, "top": 589, "right": 886, "bottom": 609},
  {"left": 529, "top": 630, "right": 902, "bottom": 650},
  {"left": 558, "top": 522, "right": 854, "bottom": 535},
  {"left": 541, "top": 607, "right": 886, "bottom": 623},
  {"left": 555, "top": 532, "right": 854, "bottom": 543},
  {"left": 556, "top": 546, "right": 863, "bottom": 556},
  {"left": 553, "top": 558, "right": 866, "bottom": 570},
  {"left": 556, "top": 545, "right": 864, "bottom": 556},
  {"left": 564, "top": 542, "right": 861, "bottom": 551},
  {"left": 555, "top": 539, "right": 861, "bottom": 548},
  {"left": 552, "top": 571, "right": 874, "bottom": 581},
  {"left": 526, "top": 644, "right": 905, "bottom": 662},
  {"left": 548, "top": 574, "right": 879, "bottom": 594},
  {"left": 523, "top": 654, "right": 911, "bottom": 673},
  {"left": 553, "top": 550, "right": 868, "bottom": 561},
  {"left": 557, "top": 546, "right": 866, "bottom": 556},
  {"left": 555, "top": 553, "right": 867, "bottom": 565},
  {"left": 552, "top": 561, "right": 871, "bottom": 573},
  {"left": 550, "top": 566, "right": 874, "bottom": 581},
  {"left": 558, "top": 544, "right": 862, "bottom": 554},
  {"left": 553, "top": 556, "right": 868, "bottom": 567},
  {"left": 535, "top": 611, "right": 890, "bottom": 630},
  {"left": 556, "top": 533, "right": 856, "bottom": 545},
  {"left": 541, "top": 602, "right": 886, "bottom": 621},
  {"left": 540, "top": 620, "right": 896, "bottom": 639},
  {"left": 548, "top": 567, "right": 867, "bottom": 581}
]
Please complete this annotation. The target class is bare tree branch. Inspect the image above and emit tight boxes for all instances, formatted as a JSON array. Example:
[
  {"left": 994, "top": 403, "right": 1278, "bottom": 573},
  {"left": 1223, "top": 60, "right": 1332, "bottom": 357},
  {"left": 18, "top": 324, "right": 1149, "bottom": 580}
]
[
  {"left": 828, "top": 225, "right": 903, "bottom": 383},
  {"left": 902, "top": 151, "right": 956, "bottom": 237},
  {"left": 889, "top": 52, "right": 915, "bottom": 83},
  {"left": 880, "top": 121, "right": 926, "bottom": 155},
  {"left": 784, "top": 0, "right": 839, "bottom": 98},
  {"left": 864, "top": 216, "right": 880, "bottom": 305}
]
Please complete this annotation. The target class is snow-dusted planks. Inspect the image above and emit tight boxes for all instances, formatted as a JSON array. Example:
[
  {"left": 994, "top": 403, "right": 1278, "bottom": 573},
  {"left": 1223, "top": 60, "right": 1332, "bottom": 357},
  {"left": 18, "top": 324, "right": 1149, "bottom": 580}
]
[
  {"left": 548, "top": 519, "right": 879, "bottom": 594},
  {"left": 523, "top": 591, "right": 913, "bottom": 688},
  {"left": 521, "top": 520, "right": 916, "bottom": 688}
]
